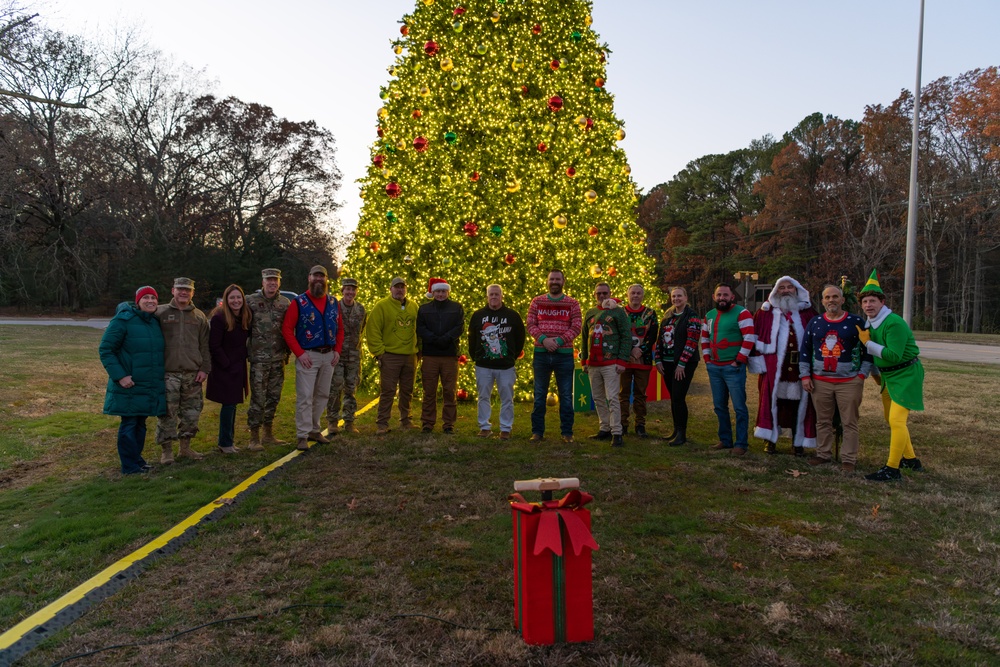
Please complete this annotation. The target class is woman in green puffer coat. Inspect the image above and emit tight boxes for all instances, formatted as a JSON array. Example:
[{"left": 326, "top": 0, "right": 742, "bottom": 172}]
[{"left": 99, "top": 286, "right": 167, "bottom": 474}]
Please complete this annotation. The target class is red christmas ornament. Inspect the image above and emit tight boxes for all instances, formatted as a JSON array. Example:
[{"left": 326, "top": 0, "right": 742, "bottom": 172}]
[
  {"left": 550, "top": 59, "right": 560, "bottom": 71},
  {"left": 377, "top": 127, "right": 385, "bottom": 138},
  {"left": 531, "top": 24, "right": 542, "bottom": 35},
  {"left": 470, "top": 171, "right": 480, "bottom": 182},
  {"left": 607, "top": 266, "right": 618, "bottom": 277},
  {"left": 521, "top": 85, "right": 529, "bottom": 97},
  {"left": 587, "top": 226, "right": 599, "bottom": 237},
  {"left": 385, "top": 182, "right": 401, "bottom": 198},
  {"left": 463, "top": 221, "right": 479, "bottom": 237},
  {"left": 363, "top": 230, "right": 371, "bottom": 237},
  {"left": 566, "top": 167, "right": 576, "bottom": 177},
  {"left": 373, "top": 154, "right": 385, "bottom": 168},
  {"left": 413, "top": 136, "right": 428, "bottom": 152},
  {"left": 504, "top": 253, "right": 516, "bottom": 265},
  {"left": 412, "top": 109, "right": 422, "bottom": 119},
  {"left": 518, "top": 349, "right": 525, "bottom": 359},
  {"left": 598, "top": 51, "right": 606, "bottom": 62},
  {"left": 595, "top": 77, "right": 605, "bottom": 88},
  {"left": 400, "top": 25, "right": 409, "bottom": 36},
  {"left": 457, "top": 388, "right": 469, "bottom": 400},
  {"left": 537, "top": 142, "right": 547, "bottom": 152},
  {"left": 458, "top": 354, "right": 468, "bottom": 365},
  {"left": 424, "top": 41, "right": 439, "bottom": 56},
  {"left": 453, "top": 6, "right": 465, "bottom": 16},
  {"left": 369, "top": 241, "right": 380, "bottom": 252},
  {"left": 547, "top": 96, "right": 563, "bottom": 112}
]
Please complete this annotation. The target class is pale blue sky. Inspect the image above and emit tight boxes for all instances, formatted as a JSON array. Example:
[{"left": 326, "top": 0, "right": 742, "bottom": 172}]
[{"left": 51, "top": 1, "right": 999, "bottom": 237}]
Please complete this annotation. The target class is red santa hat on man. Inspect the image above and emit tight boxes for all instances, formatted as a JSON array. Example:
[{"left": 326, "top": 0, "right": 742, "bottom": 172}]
[
  {"left": 761, "top": 275, "right": 811, "bottom": 312},
  {"left": 426, "top": 277, "right": 452, "bottom": 298}
]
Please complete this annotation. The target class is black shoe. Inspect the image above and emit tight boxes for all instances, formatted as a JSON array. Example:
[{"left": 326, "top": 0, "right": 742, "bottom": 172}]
[
  {"left": 793, "top": 446, "right": 805, "bottom": 457},
  {"left": 421, "top": 426, "right": 432, "bottom": 433},
  {"left": 667, "top": 429, "right": 686, "bottom": 447},
  {"left": 140, "top": 464, "right": 153, "bottom": 473},
  {"left": 764, "top": 442, "right": 777, "bottom": 455},
  {"left": 443, "top": 427, "right": 454, "bottom": 434},
  {"left": 865, "top": 465, "right": 902, "bottom": 481},
  {"left": 621, "top": 425, "right": 628, "bottom": 435},
  {"left": 611, "top": 434, "right": 623, "bottom": 448},
  {"left": 900, "top": 457, "right": 923, "bottom": 471},
  {"left": 635, "top": 425, "right": 648, "bottom": 438},
  {"left": 589, "top": 430, "right": 612, "bottom": 440}
]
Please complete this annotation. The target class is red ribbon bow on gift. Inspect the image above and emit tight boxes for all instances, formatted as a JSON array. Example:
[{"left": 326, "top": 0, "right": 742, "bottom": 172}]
[{"left": 510, "top": 489, "right": 600, "bottom": 556}]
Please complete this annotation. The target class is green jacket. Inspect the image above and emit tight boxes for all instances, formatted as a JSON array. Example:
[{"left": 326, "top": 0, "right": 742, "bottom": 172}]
[
  {"left": 99, "top": 302, "right": 167, "bottom": 417},
  {"left": 580, "top": 302, "right": 632, "bottom": 367},
  {"left": 867, "top": 306, "right": 923, "bottom": 411},
  {"left": 366, "top": 295, "right": 419, "bottom": 356},
  {"left": 155, "top": 299, "right": 211, "bottom": 373}
]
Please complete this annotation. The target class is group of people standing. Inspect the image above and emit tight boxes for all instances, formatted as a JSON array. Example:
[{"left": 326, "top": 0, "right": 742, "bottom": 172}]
[{"left": 99, "top": 266, "right": 923, "bottom": 482}]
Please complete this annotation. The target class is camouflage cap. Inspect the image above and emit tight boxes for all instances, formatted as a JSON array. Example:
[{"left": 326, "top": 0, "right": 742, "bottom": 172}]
[
  {"left": 341, "top": 277, "right": 358, "bottom": 288},
  {"left": 261, "top": 268, "right": 281, "bottom": 279},
  {"left": 390, "top": 276, "right": 406, "bottom": 287},
  {"left": 173, "top": 277, "right": 195, "bottom": 289},
  {"left": 309, "top": 265, "right": 328, "bottom": 277}
]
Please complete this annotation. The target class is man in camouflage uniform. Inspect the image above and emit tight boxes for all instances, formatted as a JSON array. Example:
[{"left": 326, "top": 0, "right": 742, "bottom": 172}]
[
  {"left": 155, "top": 277, "right": 211, "bottom": 463},
  {"left": 327, "top": 276, "right": 367, "bottom": 435},
  {"left": 246, "top": 268, "right": 291, "bottom": 450}
]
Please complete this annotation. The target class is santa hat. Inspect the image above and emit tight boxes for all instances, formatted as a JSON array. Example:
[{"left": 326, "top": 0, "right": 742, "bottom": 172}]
[
  {"left": 482, "top": 321, "right": 498, "bottom": 332},
  {"left": 764, "top": 276, "right": 811, "bottom": 311},
  {"left": 859, "top": 269, "right": 885, "bottom": 298},
  {"left": 426, "top": 277, "right": 451, "bottom": 298}
]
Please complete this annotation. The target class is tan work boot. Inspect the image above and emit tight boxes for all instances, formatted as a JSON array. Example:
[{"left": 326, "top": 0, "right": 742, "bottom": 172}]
[
  {"left": 247, "top": 427, "right": 264, "bottom": 452},
  {"left": 160, "top": 443, "right": 175, "bottom": 465},
  {"left": 296, "top": 438, "right": 309, "bottom": 451},
  {"left": 327, "top": 422, "right": 341, "bottom": 435},
  {"left": 308, "top": 431, "right": 331, "bottom": 444},
  {"left": 261, "top": 424, "right": 286, "bottom": 446},
  {"left": 177, "top": 437, "right": 204, "bottom": 460},
  {"left": 342, "top": 421, "right": 361, "bottom": 435}
]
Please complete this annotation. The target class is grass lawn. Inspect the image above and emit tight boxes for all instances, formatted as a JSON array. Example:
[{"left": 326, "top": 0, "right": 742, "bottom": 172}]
[{"left": 1, "top": 325, "right": 998, "bottom": 666}]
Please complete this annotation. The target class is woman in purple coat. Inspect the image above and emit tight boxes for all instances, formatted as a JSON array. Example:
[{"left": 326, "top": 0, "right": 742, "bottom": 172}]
[{"left": 207, "top": 284, "right": 251, "bottom": 454}]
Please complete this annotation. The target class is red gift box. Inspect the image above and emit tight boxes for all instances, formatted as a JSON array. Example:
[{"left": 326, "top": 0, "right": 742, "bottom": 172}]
[{"left": 510, "top": 489, "right": 599, "bottom": 644}]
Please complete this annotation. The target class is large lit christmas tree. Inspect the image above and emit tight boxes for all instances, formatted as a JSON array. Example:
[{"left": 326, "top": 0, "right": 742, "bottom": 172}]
[{"left": 344, "top": 0, "right": 652, "bottom": 398}]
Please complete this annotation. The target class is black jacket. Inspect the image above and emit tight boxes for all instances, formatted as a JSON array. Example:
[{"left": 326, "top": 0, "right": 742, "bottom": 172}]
[
  {"left": 416, "top": 298, "right": 465, "bottom": 357},
  {"left": 468, "top": 304, "right": 526, "bottom": 370}
]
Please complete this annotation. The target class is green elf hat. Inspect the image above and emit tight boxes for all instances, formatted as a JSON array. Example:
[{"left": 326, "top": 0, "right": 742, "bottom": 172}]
[{"left": 859, "top": 269, "right": 884, "bottom": 297}]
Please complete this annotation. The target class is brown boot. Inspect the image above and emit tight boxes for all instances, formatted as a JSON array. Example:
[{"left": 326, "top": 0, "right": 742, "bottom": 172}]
[
  {"left": 327, "top": 422, "right": 341, "bottom": 435},
  {"left": 308, "top": 431, "right": 331, "bottom": 444},
  {"left": 296, "top": 438, "right": 309, "bottom": 451},
  {"left": 160, "top": 443, "right": 175, "bottom": 465},
  {"left": 247, "top": 427, "right": 264, "bottom": 452},
  {"left": 261, "top": 424, "right": 286, "bottom": 446},
  {"left": 178, "top": 437, "right": 204, "bottom": 460},
  {"left": 342, "top": 421, "right": 361, "bottom": 435}
]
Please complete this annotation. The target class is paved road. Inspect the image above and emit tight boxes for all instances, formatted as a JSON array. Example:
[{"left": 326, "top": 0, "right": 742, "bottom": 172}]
[{"left": 2, "top": 318, "right": 999, "bottom": 365}]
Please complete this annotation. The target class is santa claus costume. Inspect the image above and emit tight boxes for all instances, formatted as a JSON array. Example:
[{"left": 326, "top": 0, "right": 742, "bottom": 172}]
[{"left": 748, "top": 276, "right": 818, "bottom": 453}]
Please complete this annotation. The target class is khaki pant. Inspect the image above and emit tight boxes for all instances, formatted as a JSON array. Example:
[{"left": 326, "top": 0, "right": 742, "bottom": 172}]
[
  {"left": 294, "top": 349, "right": 334, "bottom": 438},
  {"left": 589, "top": 364, "right": 623, "bottom": 435},
  {"left": 377, "top": 353, "right": 416, "bottom": 429},
  {"left": 421, "top": 355, "right": 458, "bottom": 430},
  {"left": 812, "top": 375, "right": 864, "bottom": 463}
]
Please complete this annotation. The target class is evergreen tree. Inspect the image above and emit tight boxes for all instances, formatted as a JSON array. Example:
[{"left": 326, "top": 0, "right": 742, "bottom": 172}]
[{"left": 345, "top": 0, "right": 651, "bottom": 396}]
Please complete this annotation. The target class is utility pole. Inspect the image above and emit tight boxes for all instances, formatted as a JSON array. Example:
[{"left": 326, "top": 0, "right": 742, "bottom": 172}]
[{"left": 903, "top": 0, "right": 925, "bottom": 325}]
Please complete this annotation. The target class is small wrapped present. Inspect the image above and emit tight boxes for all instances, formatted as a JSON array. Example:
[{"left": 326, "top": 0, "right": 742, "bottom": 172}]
[{"left": 510, "top": 478, "right": 599, "bottom": 644}]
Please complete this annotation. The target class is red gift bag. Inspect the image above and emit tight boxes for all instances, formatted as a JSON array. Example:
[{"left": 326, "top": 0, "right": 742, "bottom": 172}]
[{"left": 511, "top": 488, "right": 599, "bottom": 644}]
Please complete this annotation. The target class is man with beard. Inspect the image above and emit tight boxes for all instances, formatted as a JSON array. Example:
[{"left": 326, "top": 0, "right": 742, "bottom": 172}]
[
  {"left": 748, "top": 277, "right": 819, "bottom": 455},
  {"left": 700, "top": 283, "right": 755, "bottom": 455},
  {"left": 856, "top": 270, "right": 924, "bottom": 481},
  {"left": 155, "top": 277, "right": 211, "bottom": 463},
  {"left": 468, "top": 284, "right": 525, "bottom": 439},
  {"left": 799, "top": 285, "right": 872, "bottom": 471},
  {"left": 367, "top": 276, "right": 420, "bottom": 435},
  {"left": 327, "top": 277, "right": 367, "bottom": 435},
  {"left": 246, "top": 268, "right": 291, "bottom": 451},
  {"left": 527, "top": 269, "right": 582, "bottom": 443},
  {"left": 619, "top": 283, "right": 658, "bottom": 438},
  {"left": 281, "top": 265, "right": 343, "bottom": 450}
]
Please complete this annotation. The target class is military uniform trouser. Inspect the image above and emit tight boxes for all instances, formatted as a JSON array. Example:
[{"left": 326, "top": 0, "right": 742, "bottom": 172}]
[
  {"left": 247, "top": 360, "right": 286, "bottom": 429},
  {"left": 157, "top": 371, "right": 204, "bottom": 444},
  {"left": 328, "top": 357, "right": 361, "bottom": 424}
]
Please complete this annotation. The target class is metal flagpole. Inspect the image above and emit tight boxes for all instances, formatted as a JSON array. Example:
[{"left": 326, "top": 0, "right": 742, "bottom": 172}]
[{"left": 903, "top": 0, "right": 925, "bottom": 325}]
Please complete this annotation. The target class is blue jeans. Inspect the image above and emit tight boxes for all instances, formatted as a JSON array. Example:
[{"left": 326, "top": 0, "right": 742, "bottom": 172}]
[
  {"left": 117, "top": 416, "right": 148, "bottom": 474},
  {"left": 706, "top": 363, "right": 749, "bottom": 449},
  {"left": 475, "top": 366, "right": 516, "bottom": 432},
  {"left": 531, "top": 352, "right": 575, "bottom": 437},
  {"left": 219, "top": 404, "right": 237, "bottom": 447}
]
